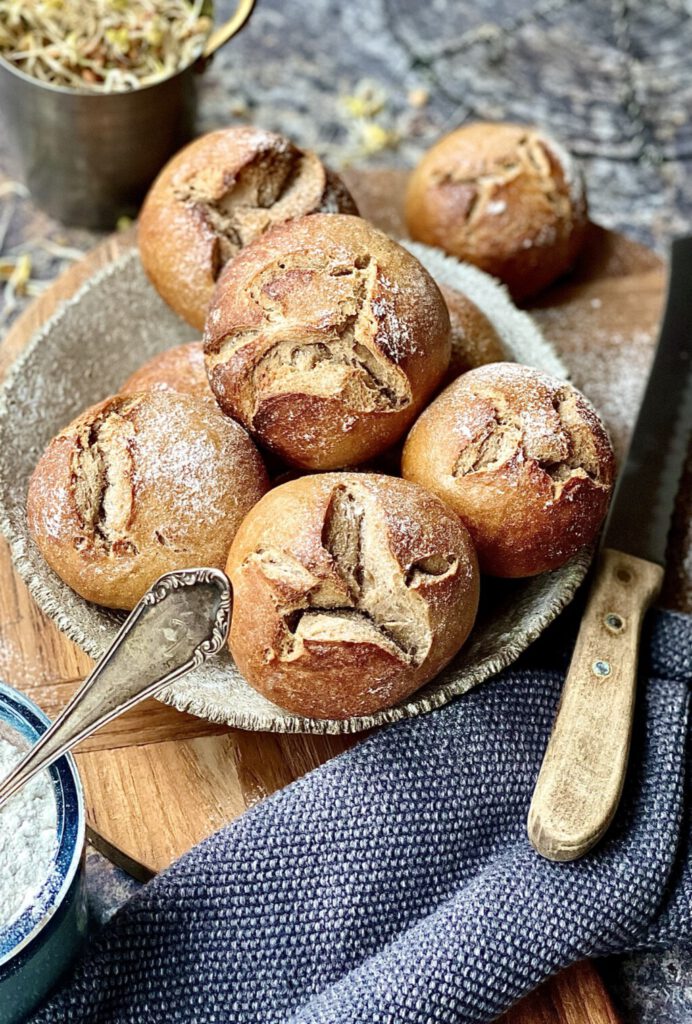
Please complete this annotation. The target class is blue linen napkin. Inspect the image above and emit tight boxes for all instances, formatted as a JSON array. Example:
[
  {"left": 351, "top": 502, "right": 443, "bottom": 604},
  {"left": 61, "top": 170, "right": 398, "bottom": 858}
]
[{"left": 33, "top": 608, "right": 691, "bottom": 1023}]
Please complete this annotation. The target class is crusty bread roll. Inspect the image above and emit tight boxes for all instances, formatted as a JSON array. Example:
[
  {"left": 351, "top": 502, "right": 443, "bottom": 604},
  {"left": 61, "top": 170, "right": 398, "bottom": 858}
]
[
  {"left": 120, "top": 341, "right": 211, "bottom": 400},
  {"left": 405, "top": 122, "right": 587, "bottom": 300},
  {"left": 226, "top": 473, "right": 480, "bottom": 719},
  {"left": 139, "top": 126, "right": 358, "bottom": 330},
  {"left": 28, "top": 391, "right": 269, "bottom": 610},
  {"left": 439, "top": 284, "right": 507, "bottom": 381},
  {"left": 204, "top": 213, "right": 451, "bottom": 470},
  {"left": 402, "top": 363, "right": 614, "bottom": 577}
]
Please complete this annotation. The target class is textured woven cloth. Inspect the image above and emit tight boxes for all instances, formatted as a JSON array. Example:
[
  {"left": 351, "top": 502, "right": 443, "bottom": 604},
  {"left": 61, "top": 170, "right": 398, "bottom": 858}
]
[{"left": 34, "top": 608, "right": 691, "bottom": 1024}]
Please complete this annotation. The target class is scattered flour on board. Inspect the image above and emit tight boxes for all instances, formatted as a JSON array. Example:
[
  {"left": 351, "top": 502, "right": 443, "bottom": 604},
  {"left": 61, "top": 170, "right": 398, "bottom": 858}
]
[{"left": 0, "top": 727, "right": 57, "bottom": 932}]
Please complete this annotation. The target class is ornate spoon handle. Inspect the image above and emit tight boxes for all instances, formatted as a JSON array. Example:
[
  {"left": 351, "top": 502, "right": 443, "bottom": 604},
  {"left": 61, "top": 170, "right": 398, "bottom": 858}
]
[{"left": 0, "top": 567, "right": 231, "bottom": 810}]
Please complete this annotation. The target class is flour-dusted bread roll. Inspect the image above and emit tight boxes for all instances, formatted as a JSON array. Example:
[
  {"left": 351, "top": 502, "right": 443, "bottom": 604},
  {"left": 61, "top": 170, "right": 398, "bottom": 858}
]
[
  {"left": 120, "top": 342, "right": 211, "bottom": 400},
  {"left": 139, "top": 126, "right": 358, "bottom": 330},
  {"left": 439, "top": 285, "right": 508, "bottom": 381},
  {"left": 406, "top": 122, "right": 588, "bottom": 300},
  {"left": 402, "top": 363, "right": 614, "bottom": 577},
  {"left": 226, "top": 473, "right": 480, "bottom": 719},
  {"left": 27, "top": 391, "right": 269, "bottom": 610},
  {"left": 204, "top": 214, "right": 452, "bottom": 470}
]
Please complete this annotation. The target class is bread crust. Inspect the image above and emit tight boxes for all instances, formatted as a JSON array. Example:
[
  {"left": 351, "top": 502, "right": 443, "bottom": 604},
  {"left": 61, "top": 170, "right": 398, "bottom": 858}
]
[
  {"left": 138, "top": 126, "right": 358, "bottom": 330},
  {"left": 204, "top": 213, "right": 451, "bottom": 470},
  {"left": 27, "top": 391, "right": 269, "bottom": 610},
  {"left": 402, "top": 363, "right": 614, "bottom": 577},
  {"left": 226, "top": 472, "right": 479, "bottom": 718},
  {"left": 120, "top": 341, "right": 211, "bottom": 400},
  {"left": 439, "top": 285, "right": 507, "bottom": 381},
  {"left": 405, "top": 122, "right": 588, "bottom": 300}
]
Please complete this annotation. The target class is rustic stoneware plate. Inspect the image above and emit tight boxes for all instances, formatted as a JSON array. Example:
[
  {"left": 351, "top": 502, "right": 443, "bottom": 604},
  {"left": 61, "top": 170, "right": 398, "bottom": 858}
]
[{"left": 0, "top": 244, "right": 591, "bottom": 734}]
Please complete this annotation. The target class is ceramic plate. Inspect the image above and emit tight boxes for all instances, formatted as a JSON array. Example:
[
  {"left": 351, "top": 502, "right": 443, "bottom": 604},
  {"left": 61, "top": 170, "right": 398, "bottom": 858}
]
[{"left": 0, "top": 245, "right": 590, "bottom": 734}]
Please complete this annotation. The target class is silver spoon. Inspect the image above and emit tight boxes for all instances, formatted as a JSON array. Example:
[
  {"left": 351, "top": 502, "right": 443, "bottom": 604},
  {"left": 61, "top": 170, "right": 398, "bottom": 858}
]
[{"left": 0, "top": 567, "right": 231, "bottom": 811}]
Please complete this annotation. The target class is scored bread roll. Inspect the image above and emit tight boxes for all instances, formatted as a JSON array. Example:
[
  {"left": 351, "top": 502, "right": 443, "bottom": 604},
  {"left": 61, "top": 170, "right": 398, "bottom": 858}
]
[
  {"left": 439, "top": 284, "right": 507, "bottom": 381},
  {"left": 204, "top": 213, "right": 451, "bottom": 470},
  {"left": 120, "top": 341, "right": 211, "bottom": 400},
  {"left": 139, "top": 126, "right": 358, "bottom": 330},
  {"left": 405, "top": 122, "right": 587, "bottom": 299},
  {"left": 28, "top": 391, "right": 269, "bottom": 610},
  {"left": 226, "top": 473, "right": 480, "bottom": 719},
  {"left": 402, "top": 363, "right": 615, "bottom": 577}
]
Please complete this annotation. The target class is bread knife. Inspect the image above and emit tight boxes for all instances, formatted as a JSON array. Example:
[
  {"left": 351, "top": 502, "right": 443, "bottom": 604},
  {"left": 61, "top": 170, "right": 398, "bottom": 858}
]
[{"left": 528, "top": 236, "right": 692, "bottom": 861}]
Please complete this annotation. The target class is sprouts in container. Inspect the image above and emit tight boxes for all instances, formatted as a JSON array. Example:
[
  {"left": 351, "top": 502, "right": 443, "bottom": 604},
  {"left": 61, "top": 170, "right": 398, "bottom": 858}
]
[
  {"left": 0, "top": 0, "right": 214, "bottom": 93},
  {"left": 0, "top": 0, "right": 255, "bottom": 227}
]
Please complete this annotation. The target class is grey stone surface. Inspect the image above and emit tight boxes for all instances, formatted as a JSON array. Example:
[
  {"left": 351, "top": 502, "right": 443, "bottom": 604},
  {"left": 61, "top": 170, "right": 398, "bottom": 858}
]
[{"left": 0, "top": 1, "right": 691, "bottom": 1020}]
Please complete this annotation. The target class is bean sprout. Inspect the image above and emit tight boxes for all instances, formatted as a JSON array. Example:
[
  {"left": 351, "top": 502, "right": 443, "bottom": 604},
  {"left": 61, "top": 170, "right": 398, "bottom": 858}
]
[{"left": 0, "top": 0, "right": 213, "bottom": 92}]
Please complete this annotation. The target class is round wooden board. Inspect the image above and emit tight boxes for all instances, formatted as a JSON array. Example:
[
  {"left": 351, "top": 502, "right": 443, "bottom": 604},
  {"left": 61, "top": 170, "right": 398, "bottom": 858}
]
[{"left": 0, "top": 168, "right": 671, "bottom": 1024}]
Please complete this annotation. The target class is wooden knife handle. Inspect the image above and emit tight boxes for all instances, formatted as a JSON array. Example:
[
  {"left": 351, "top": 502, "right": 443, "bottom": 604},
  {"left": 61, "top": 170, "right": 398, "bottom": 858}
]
[{"left": 527, "top": 548, "right": 664, "bottom": 862}]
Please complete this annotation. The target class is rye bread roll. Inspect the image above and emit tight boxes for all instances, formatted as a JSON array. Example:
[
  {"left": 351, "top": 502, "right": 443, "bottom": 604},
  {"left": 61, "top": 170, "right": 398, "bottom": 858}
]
[
  {"left": 405, "top": 122, "right": 588, "bottom": 300},
  {"left": 402, "top": 363, "right": 615, "bottom": 577},
  {"left": 204, "top": 213, "right": 451, "bottom": 470},
  {"left": 226, "top": 472, "right": 480, "bottom": 719},
  {"left": 139, "top": 126, "right": 358, "bottom": 330},
  {"left": 439, "top": 284, "right": 507, "bottom": 381},
  {"left": 120, "top": 342, "right": 211, "bottom": 400},
  {"left": 27, "top": 391, "right": 269, "bottom": 610}
]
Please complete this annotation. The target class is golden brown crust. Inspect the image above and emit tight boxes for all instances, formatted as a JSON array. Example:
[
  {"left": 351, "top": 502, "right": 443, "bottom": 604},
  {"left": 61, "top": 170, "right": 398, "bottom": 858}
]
[
  {"left": 204, "top": 213, "right": 451, "bottom": 470},
  {"left": 138, "top": 126, "right": 358, "bottom": 330},
  {"left": 405, "top": 122, "right": 588, "bottom": 300},
  {"left": 402, "top": 363, "right": 614, "bottom": 577},
  {"left": 439, "top": 285, "right": 507, "bottom": 381},
  {"left": 226, "top": 472, "right": 479, "bottom": 719},
  {"left": 27, "top": 391, "right": 269, "bottom": 610},
  {"left": 120, "top": 341, "right": 211, "bottom": 400}
]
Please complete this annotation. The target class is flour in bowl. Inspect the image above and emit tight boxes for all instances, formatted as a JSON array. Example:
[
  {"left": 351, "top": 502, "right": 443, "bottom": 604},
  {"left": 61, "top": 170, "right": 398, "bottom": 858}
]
[{"left": 0, "top": 727, "right": 57, "bottom": 932}]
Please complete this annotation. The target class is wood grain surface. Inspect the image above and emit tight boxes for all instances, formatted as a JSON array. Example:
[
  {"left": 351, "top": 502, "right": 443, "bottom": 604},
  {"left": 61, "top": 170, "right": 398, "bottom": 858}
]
[{"left": 1, "top": 168, "right": 679, "bottom": 1024}]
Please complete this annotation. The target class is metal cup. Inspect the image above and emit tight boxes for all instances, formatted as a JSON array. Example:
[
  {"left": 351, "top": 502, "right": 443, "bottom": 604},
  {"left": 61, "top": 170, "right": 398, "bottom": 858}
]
[{"left": 0, "top": 0, "right": 256, "bottom": 230}]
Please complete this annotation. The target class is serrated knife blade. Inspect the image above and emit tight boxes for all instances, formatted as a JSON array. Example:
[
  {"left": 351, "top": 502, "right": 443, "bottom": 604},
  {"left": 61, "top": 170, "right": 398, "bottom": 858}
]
[{"left": 603, "top": 235, "right": 692, "bottom": 564}]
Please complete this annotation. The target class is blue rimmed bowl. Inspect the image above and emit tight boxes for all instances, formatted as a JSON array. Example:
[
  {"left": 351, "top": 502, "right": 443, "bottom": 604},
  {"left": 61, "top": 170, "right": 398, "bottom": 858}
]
[{"left": 0, "top": 682, "right": 87, "bottom": 1024}]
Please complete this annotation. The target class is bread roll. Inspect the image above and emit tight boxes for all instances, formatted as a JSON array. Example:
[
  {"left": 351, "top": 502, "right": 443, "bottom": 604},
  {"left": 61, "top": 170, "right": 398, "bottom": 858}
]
[
  {"left": 120, "top": 342, "right": 211, "bottom": 400},
  {"left": 402, "top": 363, "right": 614, "bottom": 577},
  {"left": 204, "top": 213, "right": 451, "bottom": 470},
  {"left": 28, "top": 391, "right": 269, "bottom": 610},
  {"left": 139, "top": 126, "right": 358, "bottom": 330},
  {"left": 405, "top": 122, "right": 587, "bottom": 299},
  {"left": 226, "top": 473, "right": 480, "bottom": 719},
  {"left": 440, "top": 284, "right": 507, "bottom": 380}
]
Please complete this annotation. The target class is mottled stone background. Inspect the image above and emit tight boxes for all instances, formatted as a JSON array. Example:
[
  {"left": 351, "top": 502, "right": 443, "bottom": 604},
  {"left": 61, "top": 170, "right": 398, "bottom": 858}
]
[{"left": 1, "top": 0, "right": 691, "bottom": 1021}]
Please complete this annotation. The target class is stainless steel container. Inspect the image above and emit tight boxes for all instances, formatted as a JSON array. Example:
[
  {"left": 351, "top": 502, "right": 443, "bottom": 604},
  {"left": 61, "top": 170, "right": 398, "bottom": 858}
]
[{"left": 0, "top": 0, "right": 256, "bottom": 229}]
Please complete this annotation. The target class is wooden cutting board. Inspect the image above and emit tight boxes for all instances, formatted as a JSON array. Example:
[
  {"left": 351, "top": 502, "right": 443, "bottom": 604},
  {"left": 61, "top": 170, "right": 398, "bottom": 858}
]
[{"left": 0, "top": 168, "right": 673, "bottom": 1023}]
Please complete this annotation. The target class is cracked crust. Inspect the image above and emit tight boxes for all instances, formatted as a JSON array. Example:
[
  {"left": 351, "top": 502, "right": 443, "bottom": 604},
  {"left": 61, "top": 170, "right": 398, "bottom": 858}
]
[
  {"left": 402, "top": 363, "right": 615, "bottom": 577},
  {"left": 138, "top": 126, "right": 358, "bottom": 330},
  {"left": 120, "top": 341, "right": 212, "bottom": 402},
  {"left": 27, "top": 391, "right": 269, "bottom": 610},
  {"left": 225, "top": 473, "right": 479, "bottom": 718},
  {"left": 204, "top": 214, "right": 451, "bottom": 470},
  {"left": 439, "top": 284, "right": 508, "bottom": 382},
  {"left": 405, "top": 122, "right": 588, "bottom": 300}
]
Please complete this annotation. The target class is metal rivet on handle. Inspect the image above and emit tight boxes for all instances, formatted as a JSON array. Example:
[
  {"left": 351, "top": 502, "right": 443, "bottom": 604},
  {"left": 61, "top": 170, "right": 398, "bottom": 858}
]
[
  {"left": 592, "top": 659, "right": 612, "bottom": 678},
  {"left": 604, "top": 613, "right": 625, "bottom": 633}
]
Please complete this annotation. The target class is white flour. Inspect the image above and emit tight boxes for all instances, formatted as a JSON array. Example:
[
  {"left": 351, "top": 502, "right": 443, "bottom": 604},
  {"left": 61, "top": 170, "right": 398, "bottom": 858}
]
[{"left": 0, "top": 727, "right": 57, "bottom": 932}]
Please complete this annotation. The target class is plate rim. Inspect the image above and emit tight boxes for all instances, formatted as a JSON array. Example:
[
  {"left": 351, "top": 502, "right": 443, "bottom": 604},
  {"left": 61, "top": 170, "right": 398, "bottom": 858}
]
[{"left": 0, "top": 246, "right": 591, "bottom": 734}]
